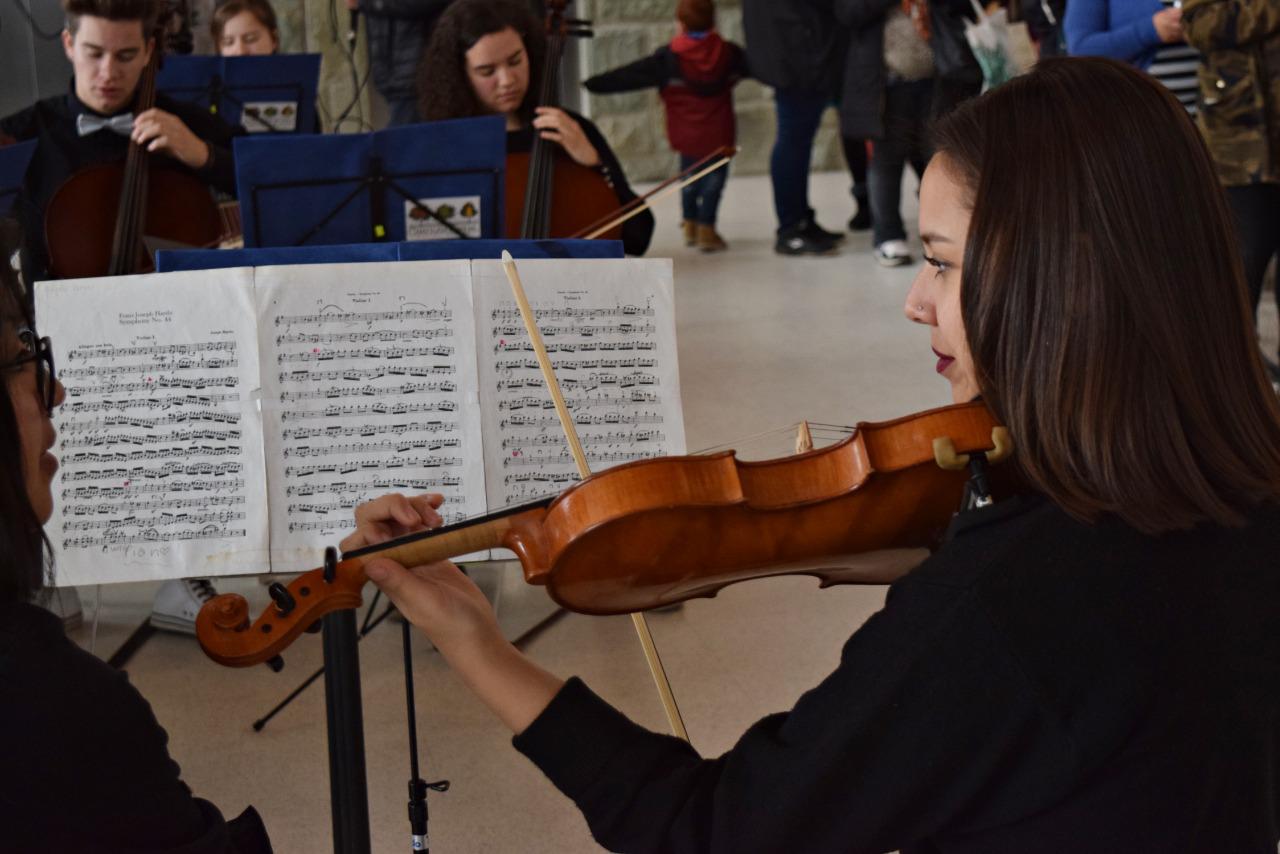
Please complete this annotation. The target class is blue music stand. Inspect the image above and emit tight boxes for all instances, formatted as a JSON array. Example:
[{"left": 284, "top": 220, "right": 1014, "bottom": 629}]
[
  {"left": 156, "top": 54, "right": 321, "bottom": 134},
  {"left": 233, "top": 116, "right": 508, "bottom": 248},
  {"left": 0, "top": 140, "right": 37, "bottom": 214},
  {"left": 154, "top": 238, "right": 623, "bottom": 271}
]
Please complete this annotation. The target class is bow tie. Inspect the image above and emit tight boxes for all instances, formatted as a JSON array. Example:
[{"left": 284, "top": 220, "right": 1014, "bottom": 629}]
[{"left": 76, "top": 112, "right": 134, "bottom": 137}]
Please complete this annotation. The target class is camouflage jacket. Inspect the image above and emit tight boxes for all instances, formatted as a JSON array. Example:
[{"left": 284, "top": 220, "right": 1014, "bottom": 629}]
[{"left": 1182, "top": 0, "right": 1280, "bottom": 185}]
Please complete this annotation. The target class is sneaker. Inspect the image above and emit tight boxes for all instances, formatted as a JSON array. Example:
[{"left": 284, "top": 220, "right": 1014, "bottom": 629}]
[
  {"left": 775, "top": 223, "right": 838, "bottom": 256},
  {"left": 875, "top": 240, "right": 913, "bottom": 267},
  {"left": 150, "top": 578, "right": 219, "bottom": 635},
  {"left": 695, "top": 224, "right": 728, "bottom": 253},
  {"left": 34, "top": 587, "right": 83, "bottom": 632},
  {"left": 681, "top": 219, "right": 697, "bottom": 247},
  {"left": 802, "top": 215, "right": 845, "bottom": 244}
]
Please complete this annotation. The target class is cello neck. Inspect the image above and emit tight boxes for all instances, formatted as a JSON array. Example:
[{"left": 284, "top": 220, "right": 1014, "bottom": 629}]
[
  {"left": 107, "top": 44, "right": 160, "bottom": 276},
  {"left": 519, "top": 3, "right": 571, "bottom": 239}
]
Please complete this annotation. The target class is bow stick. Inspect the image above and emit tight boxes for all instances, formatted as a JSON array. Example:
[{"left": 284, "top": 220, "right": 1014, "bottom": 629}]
[
  {"left": 570, "top": 147, "right": 738, "bottom": 241},
  {"left": 500, "top": 250, "right": 690, "bottom": 743}
]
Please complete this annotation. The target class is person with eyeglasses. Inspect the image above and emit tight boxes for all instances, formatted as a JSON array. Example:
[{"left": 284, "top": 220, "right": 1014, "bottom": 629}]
[{"left": 0, "top": 250, "right": 273, "bottom": 850}]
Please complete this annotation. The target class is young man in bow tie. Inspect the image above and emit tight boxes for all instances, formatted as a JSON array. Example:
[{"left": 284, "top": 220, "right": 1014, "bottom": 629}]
[{"left": 0, "top": 0, "right": 240, "bottom": 281}]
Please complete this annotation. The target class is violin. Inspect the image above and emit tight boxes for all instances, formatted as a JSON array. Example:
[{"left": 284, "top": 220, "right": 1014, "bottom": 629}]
[
  {"left": 43, "top": 14, "right": 222, "bottom": 278},
  {"left": 196, "top": 400, "right": 1012, "bottom": 668},
  {"left": 503, "top": 0, "right": 622, "bottom": 241}
]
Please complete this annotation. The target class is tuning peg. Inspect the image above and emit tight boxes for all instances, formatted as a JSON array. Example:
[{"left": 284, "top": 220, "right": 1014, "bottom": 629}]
[
  {"left": 265, "top": 655, "right": 285, "bottom": 672},
  {"left": 268, "top": 582, "right": 297, "bottom": 616}
]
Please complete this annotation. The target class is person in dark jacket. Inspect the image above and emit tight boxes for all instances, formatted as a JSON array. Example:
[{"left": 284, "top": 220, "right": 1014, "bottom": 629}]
[
  {"left": 349, "top": 58, "right": 1280, "bottom": 852},
  {"left": 584, "top": 0, "right": 745, "bottom": 252},
  {"left": 349, "top": 0, "right": 455, "bottom": 126},
  {"left": 0, "top": 0, "right": 240, "bottom": 283},
  {"left": 835, "top": 0, "right": 981, "bottom": 267},
  {"left": 418, "top": 0, "right": 654, "bottom": 255},
  {"left": 742, "top": 0, "right": 849, "bottom": 255},
  {"left": 0, "top": 222, "right": 273, "bottom": 852}
]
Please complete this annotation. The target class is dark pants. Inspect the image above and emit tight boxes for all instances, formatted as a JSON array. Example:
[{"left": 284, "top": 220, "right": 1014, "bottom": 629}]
[
  {"left": 841, "top": 135, "right": 870, "bottom": 210},
  {"left": 770, "top": 89, "right": 831, "bottom": 232},
  {"left": 680, "top": 153, "right": 730, "bottom": 226},
  {"left": 1226, "top": 184, "right": 1280, "bottom": 330},
  {"left": 869, "top": 78, "right": 934, "bottom": 245}
]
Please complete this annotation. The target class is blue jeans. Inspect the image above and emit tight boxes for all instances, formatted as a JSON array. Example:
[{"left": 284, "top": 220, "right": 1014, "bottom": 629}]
[
  {"left": 680, "top": 154, "right": 730, "bottom": 226},
  {"left": 770, "top": 89, "right": 832, "bottom": 232},
  {"left": 868, "top": 78, "right": 934, "bottom": 245}
]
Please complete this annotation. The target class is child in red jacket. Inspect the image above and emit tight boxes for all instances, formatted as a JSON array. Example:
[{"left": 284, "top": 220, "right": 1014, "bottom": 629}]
[{"left": 584, "top": 0, "right": 746, "bottom": 252}]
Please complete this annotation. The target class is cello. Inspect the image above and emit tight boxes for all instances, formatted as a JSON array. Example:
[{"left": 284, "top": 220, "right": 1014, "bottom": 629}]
[
  {"left": 503, "top": 0, "right": 623, "bottom": 241},
  {"left": 43, "top": 12, "right": 223, "bottom": 279}
]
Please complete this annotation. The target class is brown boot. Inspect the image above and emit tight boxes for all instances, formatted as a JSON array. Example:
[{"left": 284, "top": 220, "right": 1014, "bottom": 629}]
[
  {"left": 682, "top": 219, "right": 697, "bottom": 247},
  {"left": 696, "top": 224, "right": 728, "bottom": 253}
]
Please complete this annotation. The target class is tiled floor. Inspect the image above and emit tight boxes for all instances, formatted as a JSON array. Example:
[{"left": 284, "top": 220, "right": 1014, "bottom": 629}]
[{"left": 63, "top": 169, "right": 1278, "bottom": 852}]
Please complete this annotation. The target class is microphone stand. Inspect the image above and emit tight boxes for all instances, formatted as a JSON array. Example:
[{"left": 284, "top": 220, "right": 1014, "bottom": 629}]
[{"left": 401, "top": 619, "right": 449, "bottom": 851}]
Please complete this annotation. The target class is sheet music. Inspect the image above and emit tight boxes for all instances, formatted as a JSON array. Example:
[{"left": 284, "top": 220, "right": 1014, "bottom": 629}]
[
  {"left": 256, "top": 261, "right": 487, "bottom": 572},
  {"left": 472, "top": 259, "right": 687, "bottom": 520},
  {"left": 36, "top": 270, "right": 268, "bottom": 586}
]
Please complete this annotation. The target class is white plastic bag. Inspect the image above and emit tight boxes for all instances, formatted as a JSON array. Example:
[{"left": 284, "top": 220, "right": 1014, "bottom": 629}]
[{"left": 965, "top": 0, "right": 1018, "bottom": 91}]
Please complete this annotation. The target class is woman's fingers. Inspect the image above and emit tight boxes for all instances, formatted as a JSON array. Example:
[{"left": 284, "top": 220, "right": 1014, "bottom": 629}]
[{"left": 342, "top": 492, "right": 446, "bottom": 551}]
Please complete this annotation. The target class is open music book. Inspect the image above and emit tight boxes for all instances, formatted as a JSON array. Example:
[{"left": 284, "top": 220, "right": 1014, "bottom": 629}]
[{"left": 36, "top": 259, "right": 685, "bottom": 586}]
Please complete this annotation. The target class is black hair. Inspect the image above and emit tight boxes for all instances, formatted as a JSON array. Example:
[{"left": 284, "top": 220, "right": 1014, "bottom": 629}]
[{"left": 0, "top": 220, "right": 50, "bottom": 604}]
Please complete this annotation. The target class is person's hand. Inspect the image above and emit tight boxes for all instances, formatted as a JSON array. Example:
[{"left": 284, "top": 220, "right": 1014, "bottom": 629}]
[
  {"left": 343, "top": 493, "right": 502, "bottom": 656},
  {"left": 345, "top": 0, "right": 358, "bottom": 8},
  {"left": 339, "top": 492, "right": 444, "bottom": 551},
  {"left": 1152, "top": 7, "right": 1183, "bottom": 43},
  {"left": 131, "top": 108, "right": 211, "bottom": 170},
  {"left": 532, "top": 107, "right": 601, "bottom": 168},
  {"left": 346, "top": 492, "right": 563, "bottom": 733}
]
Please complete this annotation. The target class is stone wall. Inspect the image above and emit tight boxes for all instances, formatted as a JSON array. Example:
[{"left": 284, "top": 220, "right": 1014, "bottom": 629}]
[{"left": 576, "top": 0, "right": 847, "bottom": 181}]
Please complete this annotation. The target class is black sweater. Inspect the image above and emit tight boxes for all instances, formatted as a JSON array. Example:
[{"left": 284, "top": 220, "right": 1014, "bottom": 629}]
[
  {"left": 0, "top": 601, "right": 272, "bottom": 853},
  {"left": 0, "top": 87, "right": 240, "bottom": 281},
  {"left": 514, "top": 494, "right": 1280, "bottom": 852}
]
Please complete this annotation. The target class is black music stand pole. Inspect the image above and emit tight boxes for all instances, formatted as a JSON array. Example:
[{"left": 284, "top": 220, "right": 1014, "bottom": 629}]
[{"left": 321, "top": 547, "right": 372, "bottom": 854}]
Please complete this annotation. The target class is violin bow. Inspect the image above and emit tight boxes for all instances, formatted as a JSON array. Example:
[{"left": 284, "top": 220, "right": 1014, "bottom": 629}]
[
  {"left": 500, "top": 251, "right": 691, "bottom": 743},
  {"left": 570, "top": 147, "right": 738, "bottom": 241}
]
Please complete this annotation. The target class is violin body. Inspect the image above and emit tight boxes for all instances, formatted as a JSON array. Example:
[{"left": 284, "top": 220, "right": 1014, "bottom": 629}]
[
  {"left": 504, "top": 149, "right": 623, "bottom": 241},
  {"left": 44, "top": 161, "right": 223, "bottom": 279},
  {"left": 505, "top": 401, "right": 1003, "bottom": 613},
  {"left": 196, "top": 401, "right": 1011, "bottom": 667}
]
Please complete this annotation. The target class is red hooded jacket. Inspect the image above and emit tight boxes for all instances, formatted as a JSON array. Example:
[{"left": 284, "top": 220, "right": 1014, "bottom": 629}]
[{"left": 583, "top": 31, "right": 748, "bottom": 159}]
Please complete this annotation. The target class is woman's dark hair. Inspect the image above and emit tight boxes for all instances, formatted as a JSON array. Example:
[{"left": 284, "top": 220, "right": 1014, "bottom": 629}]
[
  {"left": 210, "top": 0, "right": 278, "bottom": 46},
  {"left": 417, "top": 0, "right": 545, "bottom": 126},
  {"left": 0, "top": 221, "right": 49, "bottom": 604},
  {"left": 932, "top": 56, "right": 1280, "bottom": 534}
]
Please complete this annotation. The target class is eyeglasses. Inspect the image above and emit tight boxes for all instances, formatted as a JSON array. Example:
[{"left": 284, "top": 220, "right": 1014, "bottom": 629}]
[{"left": 8, "top": 330, "right": 58, "bottom": 415}]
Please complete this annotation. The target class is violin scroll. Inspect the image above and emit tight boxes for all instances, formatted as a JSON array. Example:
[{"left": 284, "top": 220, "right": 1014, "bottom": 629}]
[{"left": 196, "top": 559, "right": 367, "bottom": 667}]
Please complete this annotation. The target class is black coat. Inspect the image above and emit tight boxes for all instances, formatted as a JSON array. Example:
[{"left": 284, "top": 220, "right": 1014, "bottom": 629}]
[
  {"left": 362, "top": 0, "right": 454, "bottom": 102},
  {"left": 741, "top": 0, "right": 846, "bottom": 94},
  {"left": 516, "top": 494, "right": 1280, "bottom": 852},
  {"left": 834, "top": 0, "right": 980, "bottom": 140},
  {"left": 834, "top": 0, "right": 899, "bottom": 139}
]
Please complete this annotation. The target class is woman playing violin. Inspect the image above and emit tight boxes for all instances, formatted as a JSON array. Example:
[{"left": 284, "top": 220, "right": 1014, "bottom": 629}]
[
  {"left": 417, "top": 0, "right": 655, "bottom": 255},
  {"left": 348, "top": 57, "right": 1280, "bottom": 852},
  {"left": 0, "top": 222, "right": 272, "bottom": 850}
]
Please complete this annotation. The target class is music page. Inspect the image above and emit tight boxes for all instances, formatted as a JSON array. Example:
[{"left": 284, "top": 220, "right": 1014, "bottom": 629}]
[
  {"left": 255, "top": 261, "right": 487, "bottom": 573},
  {"left": 37, "top": 269, "right": 269, "bottom": 586},
  {"left": 472, "top": 258, "right": 687, "bottom": 520}
]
